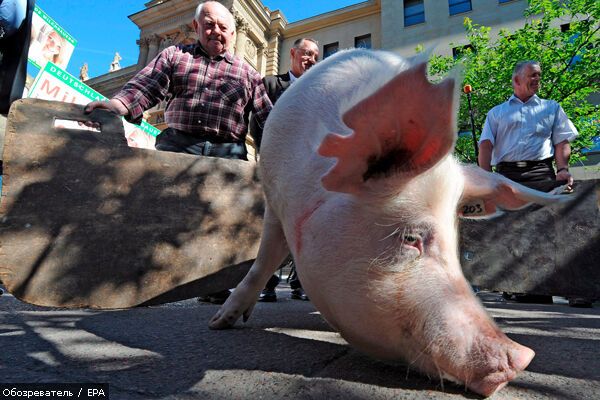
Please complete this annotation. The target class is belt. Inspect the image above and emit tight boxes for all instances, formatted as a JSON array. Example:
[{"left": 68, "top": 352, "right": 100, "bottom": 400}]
[
  {"left": 172, "top": 128, "right": 231, "bottom": 143},
  {"left": 198, "top": 141, "right": 246, "bottom": 158},
  {"left": 157, "top": 127, "right": 247, "bottom": 159},
  {"left": 496, "top": 158, "right": 553, "bottom": 169}
]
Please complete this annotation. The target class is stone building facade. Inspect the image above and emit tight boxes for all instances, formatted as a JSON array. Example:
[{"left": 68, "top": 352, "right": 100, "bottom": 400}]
[{"left": 86, "top": 0, "right": 531, "bottom": 129}]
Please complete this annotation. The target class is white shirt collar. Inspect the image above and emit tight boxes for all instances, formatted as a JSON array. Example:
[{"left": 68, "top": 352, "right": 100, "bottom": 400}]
[
  {"left": 289, "top": 71, "right": 298, "bottom": 83},
  {"left": 509, "top": 93, "right": 540, "bottom": 105}
]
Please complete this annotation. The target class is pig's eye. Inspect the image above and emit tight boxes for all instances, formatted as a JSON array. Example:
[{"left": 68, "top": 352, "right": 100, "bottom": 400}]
[
  {"left": 401, "top": 231, "right": 424, "bottom": 255},
  {"left": 402, "top": 233, "right": 421, "bottom": 248},
  {"left": 382, "top": 226, "right": 428, "bottom": 258},
  {"left": 398, "top": 230, "right": 426, "bottom": 256},
  {"left": 403, "top": 234, "right": 419, "bottom": 244}
]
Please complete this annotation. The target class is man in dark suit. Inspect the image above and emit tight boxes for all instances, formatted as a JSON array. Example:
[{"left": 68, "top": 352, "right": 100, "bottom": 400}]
[
  {"left": 265, "top": 38, "right": 318, "bottom": 102},
  {"left": 261, "top": 68, "right": 291, "bottom": 107},
  {"left": 256, "top": 37, "right": 319, "bottom": 302},
  {"left": 251, "top": 37, "right": 319, "bottom": 149}
]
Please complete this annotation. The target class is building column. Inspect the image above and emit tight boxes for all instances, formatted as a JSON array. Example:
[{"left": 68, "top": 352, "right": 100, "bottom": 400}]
[
  {"left": 137, "top": 37, "right": 150, "bottom": 69},
  {"left": 256, "top": 44, "right": 266, "bottom": 76},
  {"left": 265, "top": 31, "right": 281, "bottom": 76},
  {"left": 234, "top": 21, "right": 249, "bottom": 58},
  {"left": 160, "top": 34, "right": 176, "bottom": 52},
  {"left": 146, "top": 34, "right": 161, "bottom": 62},
  {"left": 174, "top": 24, "right": 193, "bottom": 45}
]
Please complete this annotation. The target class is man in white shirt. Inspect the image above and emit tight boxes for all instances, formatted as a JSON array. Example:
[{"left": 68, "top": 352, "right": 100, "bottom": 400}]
[
  {"left": 478, "top": 60, "right": 578, "bottom": 192},
  {"left": 478, "top": 60, "right": 589, "bottom": 307}
]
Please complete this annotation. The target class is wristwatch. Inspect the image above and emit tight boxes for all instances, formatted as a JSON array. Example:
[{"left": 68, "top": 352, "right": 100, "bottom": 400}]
[{"left": 556, "top": 167, "right": 569, "bottom": 173}]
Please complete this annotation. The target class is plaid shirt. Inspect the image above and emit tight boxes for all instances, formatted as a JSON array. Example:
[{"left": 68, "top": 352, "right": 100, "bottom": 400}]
[{"left": 113, "top": 43, "right": 272, "bottom": 143}]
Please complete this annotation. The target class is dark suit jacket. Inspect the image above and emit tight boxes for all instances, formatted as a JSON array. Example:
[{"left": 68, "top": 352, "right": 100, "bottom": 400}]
[
  {"left": 263, "top": 72, "right": 292, "bottom": 105},
  {"left": 250, "top": 72, "right": 292, "bottom": 149}
]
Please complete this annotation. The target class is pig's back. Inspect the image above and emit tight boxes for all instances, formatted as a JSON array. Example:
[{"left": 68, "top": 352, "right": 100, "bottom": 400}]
[{"left": 259, "top": 49, "right": 409, "bottom": 217}]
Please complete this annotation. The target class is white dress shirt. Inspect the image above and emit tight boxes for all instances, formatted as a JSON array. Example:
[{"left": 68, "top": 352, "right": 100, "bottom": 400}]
[{"left": 479, "top": 94, "right": 578, "bottom": 166}]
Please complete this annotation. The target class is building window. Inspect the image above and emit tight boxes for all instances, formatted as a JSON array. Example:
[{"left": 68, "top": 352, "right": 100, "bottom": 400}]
[
  {"left": 560, "top": 23, "right": 571, "bottom": 32},
  {"left": 449, "top": 0, "right": 472, "bottom": 15},
  {"left": 323, "top": 42, "right": 339, "bottom": 59},
  {"left": 355, "top": 34, "right": 372, "bottom": 49},
  {"left": 404, "top": 0, "right": 425, "bottom": 27},
  {"left": 452, "top": 44, "right": 474, "bottom": 59}
]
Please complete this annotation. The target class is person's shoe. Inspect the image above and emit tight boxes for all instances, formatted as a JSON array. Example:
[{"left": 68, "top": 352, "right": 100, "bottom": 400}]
[
  {"left": 258, "top": 288, "right": 277, "bottom": 302},
  {"left": 197, "top": 289, "right": 231, "bottom": 305},
  {"left": 502, "top": 292, "right": 515, "bottom": 300},
  {"left": 290, "top": 288, "right": 309, "bottom": 301},
  {"left": 568, "top": 297, "right": 593, "bottom": 308},
  {"left": 514, "top": 294, "right": 553, "bottom": 304}
]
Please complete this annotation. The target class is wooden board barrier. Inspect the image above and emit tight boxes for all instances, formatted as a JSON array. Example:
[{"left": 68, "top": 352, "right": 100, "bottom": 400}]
[
  {"left": 460, "top": 180, "right": 600, "bottom": 298},
  {"left": 0, "top": 99, "right": 263, "bottom": 308},
  {"left": 1, "top": 99, "right": 598, "bottom": 308}
]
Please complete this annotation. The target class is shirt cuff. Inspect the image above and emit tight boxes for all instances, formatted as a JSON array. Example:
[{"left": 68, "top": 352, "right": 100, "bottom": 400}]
[{"left": 112, "top": 94, "right": 143, "bottom": 126}]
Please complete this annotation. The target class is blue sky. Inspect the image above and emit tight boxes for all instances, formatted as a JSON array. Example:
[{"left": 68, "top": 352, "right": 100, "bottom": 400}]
[{"left": 31, "top": 0, "right": 364, "bottom": 80}]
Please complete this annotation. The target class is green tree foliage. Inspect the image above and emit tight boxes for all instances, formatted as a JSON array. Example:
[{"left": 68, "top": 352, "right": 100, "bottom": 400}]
[{"left": 423, "top": 0, "right": 599, "bottom": 164}]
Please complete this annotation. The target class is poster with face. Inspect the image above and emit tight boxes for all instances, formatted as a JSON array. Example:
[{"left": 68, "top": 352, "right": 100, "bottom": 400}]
[
  {"left": 28, "top": 62, "right": 159, "bottom": 150},
  {"left": 27, "top": 5, "right": 77, "bottom": 70}
]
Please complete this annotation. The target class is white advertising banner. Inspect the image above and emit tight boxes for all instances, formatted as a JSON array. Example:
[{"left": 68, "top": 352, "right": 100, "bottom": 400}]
[
  {"left": 27, "top": 5, "right": 77, "bottom": 71},
  {"left": 28, "top": 62, "right": 159, "bottom": 149}
]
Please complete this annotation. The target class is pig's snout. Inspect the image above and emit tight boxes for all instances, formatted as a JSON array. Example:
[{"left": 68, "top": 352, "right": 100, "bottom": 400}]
[
  {"left": 470, "top": 341, "right": 534, "bottom": 397},
  {"left": 445, "top": 335, "right": 535, "bottom": 397},
  {"left": 391, "top": 284, "right": 536, "bottom": 397}
]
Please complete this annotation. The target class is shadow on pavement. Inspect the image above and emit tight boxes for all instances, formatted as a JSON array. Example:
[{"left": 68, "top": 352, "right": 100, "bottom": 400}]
[{"left": 1, "top": 288, "right": 598, "bottom": 399}]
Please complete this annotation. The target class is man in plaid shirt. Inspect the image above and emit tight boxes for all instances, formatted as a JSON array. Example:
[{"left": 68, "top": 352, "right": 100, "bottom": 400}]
[
  {"left": 84, "top": 0, "right": 272, "bottom": 161},
  {"left": 84, "top": 1, "right": 272, "bottom": 304}
]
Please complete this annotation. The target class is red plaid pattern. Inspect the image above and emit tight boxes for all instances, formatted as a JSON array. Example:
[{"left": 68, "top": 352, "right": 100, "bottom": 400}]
[{"left": 113, "top": 43, "right": 272, "bottom": 142}]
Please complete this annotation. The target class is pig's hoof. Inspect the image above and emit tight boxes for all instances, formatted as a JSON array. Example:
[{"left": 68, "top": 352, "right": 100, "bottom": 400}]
[
  {"left": 208, "top": 297, "right": 256, "bottom": 330},
  {"left": 208, "top": 310, "right": 238, "bottom": 330}
]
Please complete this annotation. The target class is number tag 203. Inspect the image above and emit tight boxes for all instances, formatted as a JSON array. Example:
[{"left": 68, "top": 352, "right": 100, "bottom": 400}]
[{"left": 460, "top": 201, "right": 486, "bottom": 217}]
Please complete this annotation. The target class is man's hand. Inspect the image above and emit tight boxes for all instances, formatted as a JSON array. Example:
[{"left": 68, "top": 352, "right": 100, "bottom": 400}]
[
  {"left": 81, "top": 99, "right": 128, "bottom": 129},
  {"left": 554, "top": 141, "right": 573, "bottom": 188},
  {"left": 556, "top": 168, "right": 574, "bottom": 188},
  {"left": 84, "top": 99, "right": 128, "bottom": 116}
]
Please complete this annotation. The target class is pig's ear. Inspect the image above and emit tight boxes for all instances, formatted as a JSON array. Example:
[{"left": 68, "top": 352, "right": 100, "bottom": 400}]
[
  {"left": 458, "top": 165, "right": 572, "bottom": 219},
  {"left": 318, "top": 62, "right": 458, "bottom": 195}
]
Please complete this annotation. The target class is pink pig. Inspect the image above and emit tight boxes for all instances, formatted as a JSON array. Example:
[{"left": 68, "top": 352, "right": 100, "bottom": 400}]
[{"left": 210, "top": 49, "right": 570, "bottom": 396}]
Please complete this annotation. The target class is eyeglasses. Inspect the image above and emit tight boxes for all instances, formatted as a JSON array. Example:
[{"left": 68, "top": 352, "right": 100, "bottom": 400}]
[{"left": 296, "top": 48, "right": 319, "bottom": 60}]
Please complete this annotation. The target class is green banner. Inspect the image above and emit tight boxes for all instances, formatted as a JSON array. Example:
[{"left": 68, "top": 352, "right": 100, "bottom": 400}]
[
  {"left": 29, "top": 62, "right": 161, "bottom": 138},
  {"left": 43, "top": 62, "right": 107, "bottom": 102}
]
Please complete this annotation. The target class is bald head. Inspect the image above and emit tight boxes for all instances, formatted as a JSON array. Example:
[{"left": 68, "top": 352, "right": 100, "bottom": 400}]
[
  {"left": 195, "top": 1, "right": 235, "bottom": 28},
  {"left": 193, "top": 1, "right": 236, "bottom": 58}
]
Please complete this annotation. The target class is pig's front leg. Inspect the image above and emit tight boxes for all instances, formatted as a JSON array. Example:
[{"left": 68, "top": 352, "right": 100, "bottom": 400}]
[{"left": 209, "top": 205, "right": 290, "bottom": 329}]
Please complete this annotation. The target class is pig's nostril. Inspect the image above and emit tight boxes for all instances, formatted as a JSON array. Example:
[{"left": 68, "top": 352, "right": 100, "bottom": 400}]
[
  {"left": 468, "top": 375, "right": 511, "bottom": 397},
  {"left": 491, "top": 381, "right": 509, "bottom": 396},
  {"left": 467, "top": 343, "right": 535, "bottom": 396}
]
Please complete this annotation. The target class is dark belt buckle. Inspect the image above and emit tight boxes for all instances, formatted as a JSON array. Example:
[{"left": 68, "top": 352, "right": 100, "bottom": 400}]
[{"left": 516, "top": 161, "right": 527, "bottom": 168}]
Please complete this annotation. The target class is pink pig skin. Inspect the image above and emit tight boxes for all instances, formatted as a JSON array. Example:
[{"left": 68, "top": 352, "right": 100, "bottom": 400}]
[{"left": 210, "top": 49, "right": 571, "bottom": 397}]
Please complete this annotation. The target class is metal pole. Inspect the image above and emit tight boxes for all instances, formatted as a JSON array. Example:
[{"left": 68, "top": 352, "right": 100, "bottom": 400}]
[{"left": 463, "top": 85, "right": 479, "bottom": 164}]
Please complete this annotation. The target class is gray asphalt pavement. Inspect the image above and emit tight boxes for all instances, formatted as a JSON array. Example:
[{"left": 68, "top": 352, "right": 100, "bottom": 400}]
[{"left": 1, "top": 284, "right": 599, "bottom": 400}]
